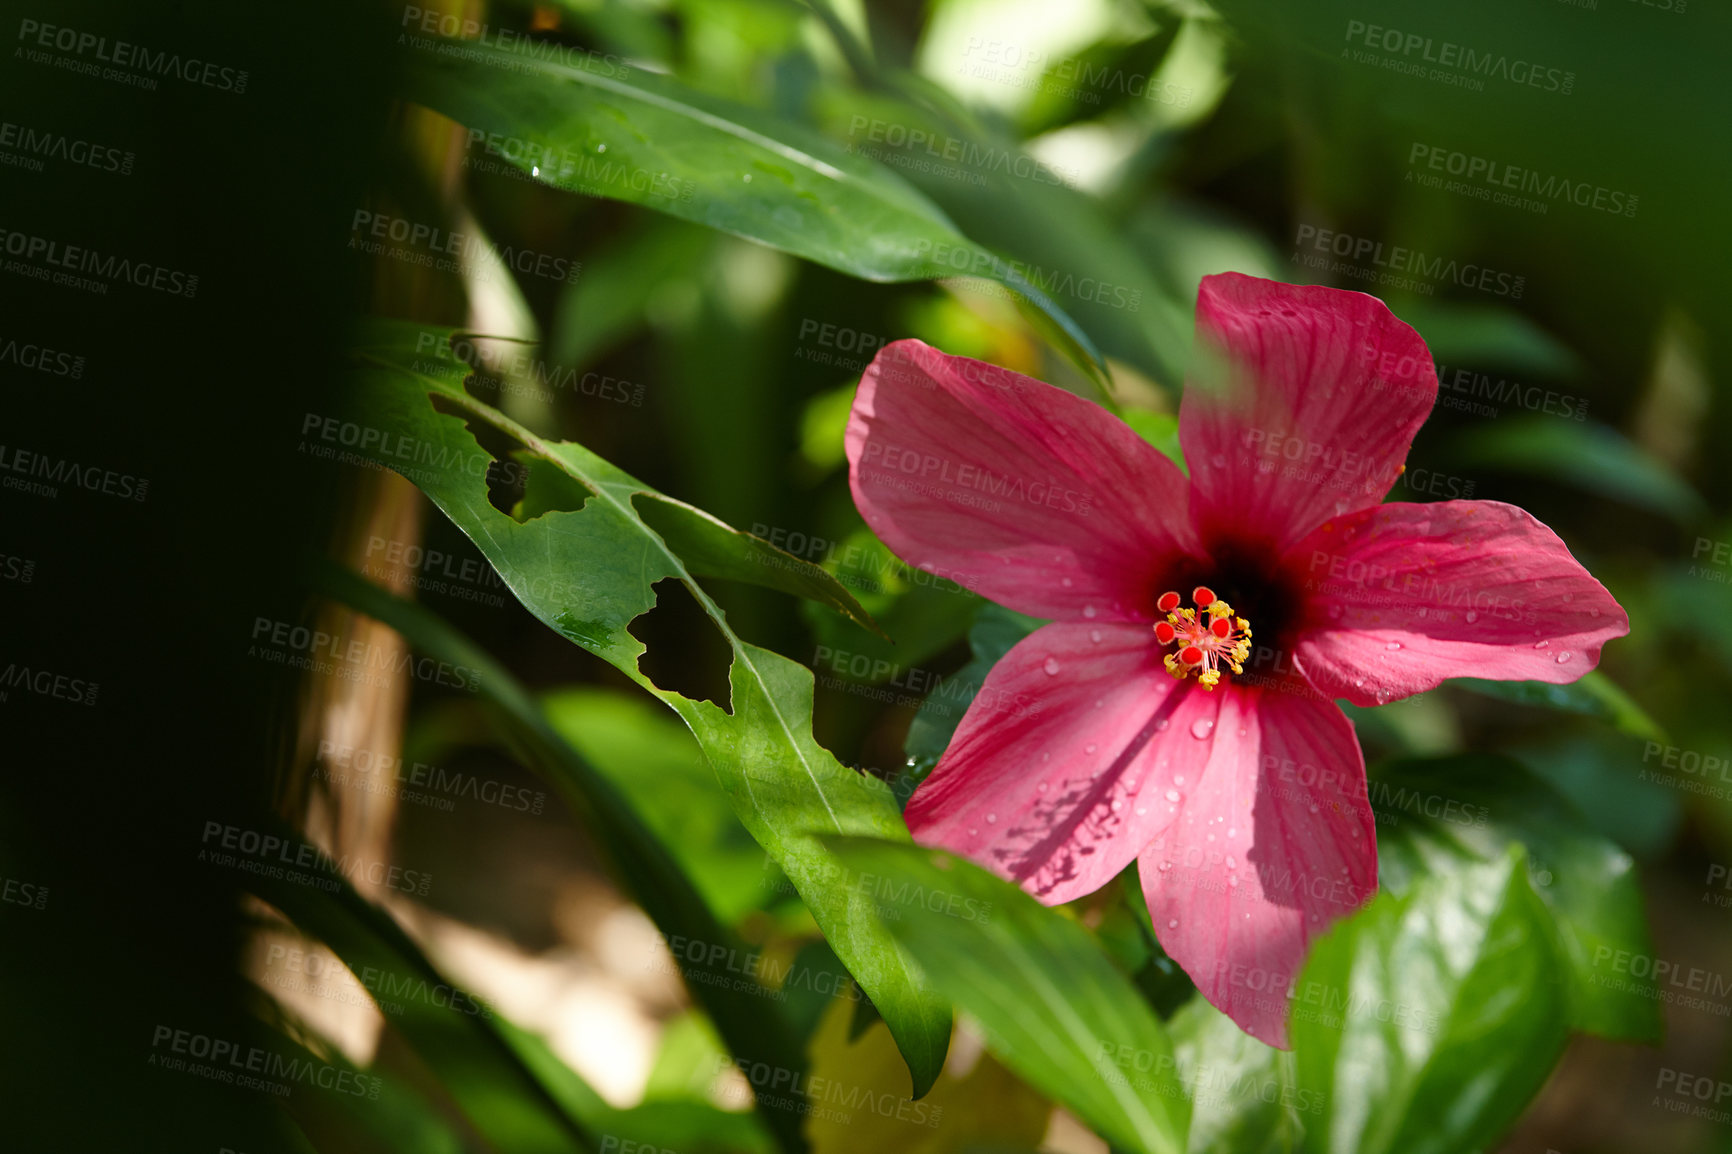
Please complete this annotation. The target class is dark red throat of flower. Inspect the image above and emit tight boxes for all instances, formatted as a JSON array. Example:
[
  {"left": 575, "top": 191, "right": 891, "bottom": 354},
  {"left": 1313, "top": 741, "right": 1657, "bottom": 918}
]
[{"left": 1151, "top": 586, "right": 1252, "bottom": 691}]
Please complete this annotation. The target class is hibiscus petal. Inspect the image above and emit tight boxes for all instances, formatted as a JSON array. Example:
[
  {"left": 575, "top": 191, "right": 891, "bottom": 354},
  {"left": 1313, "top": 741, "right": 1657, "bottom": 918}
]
[
  {"left": 847, "top": 340, "right": 1199, "bottom": 621},
  {"left": 1181, "top": 273, "right": 1438, "bottom": 554},
  {"left": 906, "top": 622, "right": 1226, "bottom": 906},
  {"left": 1288, "top": 499, "right": 1630, "bottom": 706},
  {"left": 1138, "top": 687, "right": 1376, "bottom": 1049}
]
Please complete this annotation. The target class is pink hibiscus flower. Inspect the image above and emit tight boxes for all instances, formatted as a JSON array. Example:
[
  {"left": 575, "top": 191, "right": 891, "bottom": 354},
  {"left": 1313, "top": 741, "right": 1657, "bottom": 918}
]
[{"left": 845, "top": 272, "right": 1627, "bottom": 1046}]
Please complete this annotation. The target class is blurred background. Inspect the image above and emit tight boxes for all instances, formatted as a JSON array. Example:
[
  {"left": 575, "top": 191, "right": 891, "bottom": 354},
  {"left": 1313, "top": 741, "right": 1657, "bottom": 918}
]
[{"left": 3, "top": 0, "right": 1729, "bottom": 1151}]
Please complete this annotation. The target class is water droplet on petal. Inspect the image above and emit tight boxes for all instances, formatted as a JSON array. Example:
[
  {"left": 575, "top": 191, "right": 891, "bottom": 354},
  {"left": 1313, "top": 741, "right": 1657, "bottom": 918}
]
[
  {"left": 1037, "top": 782, "right": 1048, "bottom": 792},
  {"left": 1174, "top": 774, "right": 1186, "bottom": 786},
  {"left": 1165, "top": 789, "right": 1181, "bottom": 802},
  {"left": 1386, "top": 641, "right": 1402, "bottom": 651},
  {"left": 1085, "top": 743, "right": 1097, "bottom": 755},
  {"left": 1155, "top": 719, "right": 1170, "bottom": 732},
  {"left": 1417, "top": 607, "right": 1428, "bottom": 619},
  {"left": 1061, "top": 577, "right": 1073, "bottom": 588},
  {"left": 1228, "top": 874, "right": 1240, "bottom": 887},
  {"left": 1308, "top": 804, "right": 1319, "bottom": 814},
  {"left": 1094, "top": 699, "right": 1103, "bottom": 709},
  {"left": 985, "top": 813, "right": 997, "bottom": 824},
  {"left": 1158, "top": 860, "right": 1172, "bottom": 872},
  {"left": 1210, "top": 454, "right": 1227, "bottom": 469},
  {"left": 1090, "top": 630, "right": 1103, "bottom": 643},
  {"left": 1111, "top": 800, "right": 1122, "bottom": 812},
  {"left": 967, "top": 827, "right": 977, "bottom": 836},
  {"left": 1465, "top": 610, "right": 1478, "bottom": 623},
  {"left": 1556, "top": 651, "right": 1573, "bottom": 664},
  {"left": 1043, "top": 658, "right": 1061, "bottom": 675},
  {"left": 1354, "top": 679, "right": 1364, "bottom": 688},
  {"left": 1534, "top": 640, "right": 1549, "bottom": 649},
  {"left": 1226, "top": 855, "right": 1237, "bottom": 869},
  {"left": 1590, "top": 608, "right": 1602, "bottom": 618},
  {"left": 1041, "top": 752, "right": 1050, "bottom": 762},
  {"left": 1083, "top": 605, "right": 1097, "bottom": 618},
  {"left": 1227, "top": 827, "right": 1238, "bottom": 838},
  {"left": 1167, "top": 918, "right": 1179, "bottom": 929},
  {"left": 1190, "top": 718, "right": 1215, "bottom": 740}
]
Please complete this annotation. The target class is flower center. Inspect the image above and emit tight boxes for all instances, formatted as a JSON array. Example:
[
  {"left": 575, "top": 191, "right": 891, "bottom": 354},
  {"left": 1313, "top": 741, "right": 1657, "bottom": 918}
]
[{"left": 1152, "top": 585, "right": 1253, "bottom": 691}]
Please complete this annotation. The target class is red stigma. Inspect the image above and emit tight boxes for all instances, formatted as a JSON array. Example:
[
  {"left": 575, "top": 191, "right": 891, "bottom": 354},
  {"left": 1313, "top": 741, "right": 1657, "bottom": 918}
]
[
  {"left": 1157, "top": 591, "right": 1181, "bottom": 613},
  {"left": 1154, "top": 621, "right": 1177, "bottom": 644},
  {"left": 1192, "top": 586, "right": 1216, "bottom": 608}
]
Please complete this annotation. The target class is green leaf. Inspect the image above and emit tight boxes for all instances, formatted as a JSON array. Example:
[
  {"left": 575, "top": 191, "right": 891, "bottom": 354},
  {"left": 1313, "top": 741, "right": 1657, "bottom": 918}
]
[
  {"left": 904, "top": 603, "right": 1043, "bottom": 771},
  {"left": 399, "top": 37, "right": 1103, "bottom": 369},
  {"left": 313, "top": 564, "right": 812, "bottom": 1152},
  {"left": 824, "top": 838, "right": 1189, "bottom": 1154},
  {"left": 1450, "top": 669, "right": 1666, "bottom": 743},
  {"left": 635, "top": 491, "right": 883, "bottom": 638},
  {"left": 541, "top": 687, "right": 777, "bottom": 924},
  {"left": 1445, "top": 415, "right": 1709, "bottom": 527},
  {"left": 1369, "top": 753, "right": 1661, "bottom": 1041},
  {"left": 1293, "top": 848, "right": 1570, "bottom": 1154},
  {"left": 1168, "top": 998, "right": 1313, "bottom": 1154},
  {"left": 242, "top": 814, "right": 597, "bottom": 1154},
  {"left": 345, "top": 321, "right": 952, "bottom": 1097},
  {"left": 1121, "top": 408, "right": 1188, "bottom": 474}
]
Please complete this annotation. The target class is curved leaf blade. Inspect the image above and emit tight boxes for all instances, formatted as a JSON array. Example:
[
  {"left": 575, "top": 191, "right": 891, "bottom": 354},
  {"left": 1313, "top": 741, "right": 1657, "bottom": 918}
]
[{"left": 825, "top": 837, "right": 1190, "bottom": 1154}]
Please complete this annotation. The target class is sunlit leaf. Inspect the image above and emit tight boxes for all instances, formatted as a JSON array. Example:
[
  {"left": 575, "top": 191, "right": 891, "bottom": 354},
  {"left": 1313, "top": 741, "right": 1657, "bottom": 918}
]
[{"left": 825, "top": 837, "right": 1190, "bottom": 1154}]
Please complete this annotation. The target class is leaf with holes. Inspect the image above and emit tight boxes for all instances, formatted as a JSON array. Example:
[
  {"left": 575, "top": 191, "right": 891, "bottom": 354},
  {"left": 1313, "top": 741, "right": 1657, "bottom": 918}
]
[{"left": 344, "top": 320, "right": 952, "bottom": 1096}]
